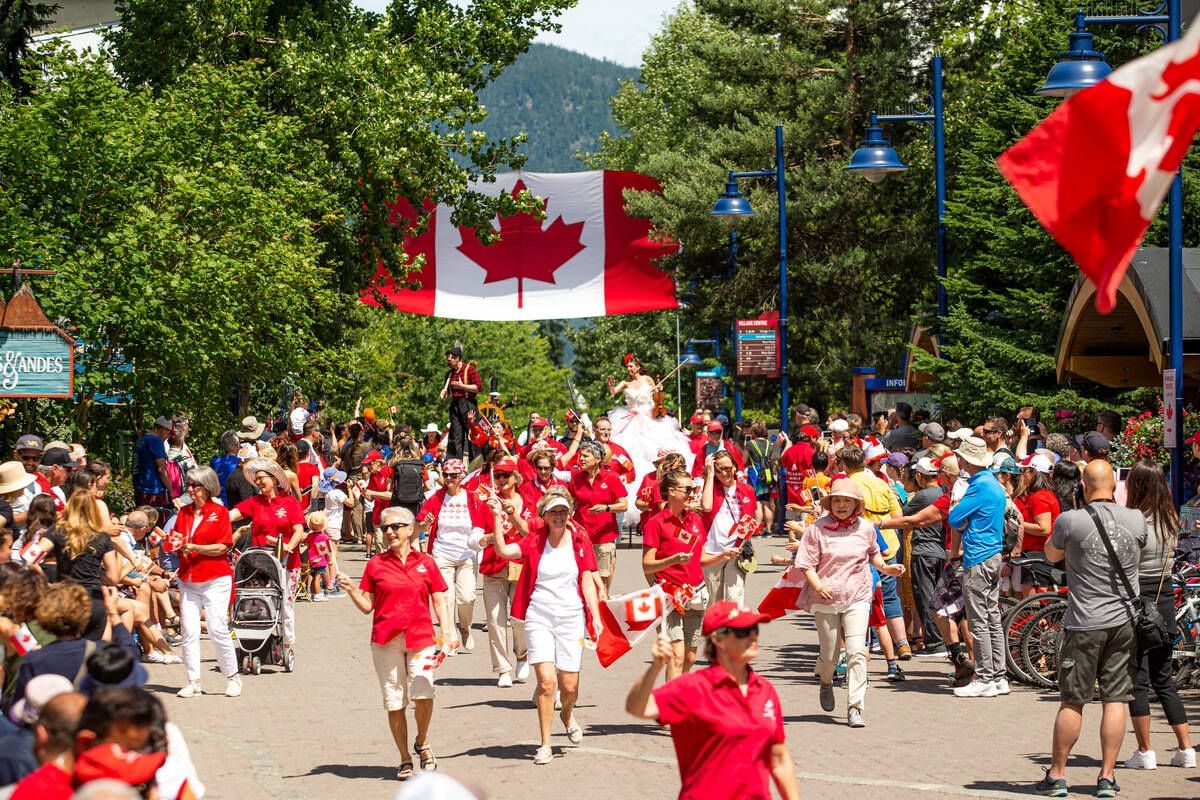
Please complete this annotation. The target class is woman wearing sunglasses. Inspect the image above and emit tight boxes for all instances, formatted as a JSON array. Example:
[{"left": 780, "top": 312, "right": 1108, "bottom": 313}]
[
  {"left": 795, "top": 478, "right": 904, "bottom": 728},
  {"left": 490, "top": 486, "right": 602, "bottom": 766},
  {"left": 470, "top": 457, "right": 532, "bottom": 687},
  {"left": 173, "top": 466, "right": 241, "bottom": 699},
  {"left": 625, "top": 600, "right": 800, "bottom": 800},
  {"left": 340, "top": 505, "right": 451, "bottom": 781},
  {"left": 416, "top": 458, "right": 492, "bottom": 652}
]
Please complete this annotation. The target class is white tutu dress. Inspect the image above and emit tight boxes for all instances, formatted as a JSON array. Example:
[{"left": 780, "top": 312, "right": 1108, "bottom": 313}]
[{"left": 607, "top": 382, "right": 696, "bottom": 528}]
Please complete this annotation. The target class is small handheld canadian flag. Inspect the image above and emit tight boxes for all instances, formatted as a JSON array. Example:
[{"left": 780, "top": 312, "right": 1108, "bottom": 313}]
[
  {"left": 730, "top": 514, "right": 764, "bottom": 548},
  {"left": 595, "top": 586, "right": 666, "bottom": 668},
  {"left": 18, "top": 540, "right": 46, "bottom": 566},
  {"left": 9, "top": 623, "right": 40, "bottom": 655}
]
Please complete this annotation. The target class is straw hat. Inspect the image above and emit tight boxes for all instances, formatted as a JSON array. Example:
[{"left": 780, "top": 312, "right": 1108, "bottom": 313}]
[
  {"left": 242, "top": 457, "right": 290, "bottom": 491},
  {"left": 0, "top": 461, "right": 36, "bottom": 495},
  {"left": 819, "top": 478, "right": 865, "bottom": 516},
  {"left": 956, "top": 436, "right": 994, "bottom": 468}
]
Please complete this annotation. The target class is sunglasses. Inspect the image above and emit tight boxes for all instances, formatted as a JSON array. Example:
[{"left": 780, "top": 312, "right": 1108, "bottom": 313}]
[
  {"left": 17, "top": 454, "right": 41, "bottom": 462},
  {"left": 718, "top": 624, "right": 759, "bottom": 639},
  {"left": 669, "top": 485, "right": 694, "bottom": 492},
  {"left": 493, "top": 471, "right": 514, "bottom": 479},
  {"left": 443, "top": 473, "right": 463, "bottom": 479},
  {"left": 381, "top": 523, "right": 413, "bottom": 532}
]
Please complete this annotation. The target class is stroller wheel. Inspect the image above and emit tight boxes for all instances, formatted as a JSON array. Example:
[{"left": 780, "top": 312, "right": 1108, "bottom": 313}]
[
  {"left": 284, "top": 649, "right": 295, "bottom": 673},
  {"left": 241, "top": 655, "right": 251, "bottom": 675},
  {"left": 251, "top": 656, "right": 262, "bottom": 675}
]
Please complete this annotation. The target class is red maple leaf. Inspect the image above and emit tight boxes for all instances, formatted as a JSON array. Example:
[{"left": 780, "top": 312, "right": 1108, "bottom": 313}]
[{"left": 457, "top": 179, "right": 586, "bottom": 308}]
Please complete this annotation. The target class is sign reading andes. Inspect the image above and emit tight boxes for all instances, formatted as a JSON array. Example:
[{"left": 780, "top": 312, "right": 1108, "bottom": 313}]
[
  {"left": 0, "top": 284, "right": 74, "bottom": 399},
  {"left": 736, "top": 311, "right": 780, "bottom": 378}
]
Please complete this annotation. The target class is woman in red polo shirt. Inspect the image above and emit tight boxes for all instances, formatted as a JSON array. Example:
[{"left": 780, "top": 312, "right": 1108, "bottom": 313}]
[
  {"left": 626, "top": 600, "right": 800, "bottom": 800},
  {"left": 642, "top": 470, "right": 707, "bottom": 679},
  {"left": 492, "top": 486, "right": 602, "bottom": 766},
  {"left": 229, "top": 458, "right": 306, "bottom": 654},
  {"left": 173, "top": 465, "right": 240, "bottom": 699},
  {"left": 635, "top": 450, "right": 686, "bottom": 533},
  {"left": 339, "top": 505, "right": 451, "bottom": 782},
  {"left": 469, "top": 457, "right": 531, "bottom": 688},
  {"left": 1012, "top": 454, "right": 1061, "bottom": 596},
  {"left": 569, "top": 441, "right": 627, "bottom": 595}
]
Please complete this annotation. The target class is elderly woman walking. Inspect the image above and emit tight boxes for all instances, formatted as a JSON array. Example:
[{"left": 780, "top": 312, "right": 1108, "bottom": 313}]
[
  {"left": 796, "top": 478, "right": 905, "bottom": 728},
  {"left": 229, "top": 458, "right": 306, "bottom": 657},
  {"left": 339, "top": 506, "right": 451, "bottom": 781},
  {"left": 569, "top": 440, "right": 628, "bottom": 595},
  {"left": 491, "top": 486, "right": 602, "bottom": 765},
  {"left": 173, "top": 465, "right": 241, "bottom": 699}
]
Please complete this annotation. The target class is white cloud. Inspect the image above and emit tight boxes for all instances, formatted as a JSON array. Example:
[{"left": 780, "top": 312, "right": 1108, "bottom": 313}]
[{"left": 353, "top": 0, "right": 681, "bottom": 67}]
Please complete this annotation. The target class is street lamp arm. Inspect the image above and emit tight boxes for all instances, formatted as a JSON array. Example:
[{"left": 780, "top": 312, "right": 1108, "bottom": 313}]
[
  {"left": 875, "top": 112, "right": 936, "bottom": 126},
  {"left": 729, "top": 169, "right": 776, "bottom": 181}
]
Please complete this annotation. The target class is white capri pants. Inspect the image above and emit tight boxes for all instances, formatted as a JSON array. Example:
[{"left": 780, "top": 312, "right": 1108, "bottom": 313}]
[
  {"left": 179, "top": 576, "right": 238, "bottom": 681},
  {"left": 524, "top": 605, "right": 584, "bottom": 672}
]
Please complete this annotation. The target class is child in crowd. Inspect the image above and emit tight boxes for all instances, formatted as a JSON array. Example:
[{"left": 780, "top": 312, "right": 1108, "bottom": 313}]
[{"left": 305, "top": 512, "right": 333, "bottom": 601}]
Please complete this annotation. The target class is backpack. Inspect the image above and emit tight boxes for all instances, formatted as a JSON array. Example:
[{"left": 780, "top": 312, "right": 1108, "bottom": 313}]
[
  {"left": 746, "top": 439, "right": 774, "bottom": 492},
  {"left": 1002, "top": 498, "right": 1023, "bottom": 552},
  {"left": 164, "top": 459, "right": 184, "bottom": 499},
  {"left": 391, "top": 460, "right": 424, "bottom": 505}
]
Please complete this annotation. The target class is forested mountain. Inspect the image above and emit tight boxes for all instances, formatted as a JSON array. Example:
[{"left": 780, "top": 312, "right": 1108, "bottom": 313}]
[{"left": 477, "top": 43, "right": 637, "bottom": 172}]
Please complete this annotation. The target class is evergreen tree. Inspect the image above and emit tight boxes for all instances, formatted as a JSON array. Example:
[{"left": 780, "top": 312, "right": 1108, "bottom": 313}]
[{"left": 0, "top": 0, "right": 57, "bottom": 95}]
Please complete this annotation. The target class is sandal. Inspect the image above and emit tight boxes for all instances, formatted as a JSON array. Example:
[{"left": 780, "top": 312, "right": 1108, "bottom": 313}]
[
  {"left": 397, "top": 761, "right": 414, "bottom": 781},
  {"left": 415, "top": 740, "right": 437, "bottom": 771}
]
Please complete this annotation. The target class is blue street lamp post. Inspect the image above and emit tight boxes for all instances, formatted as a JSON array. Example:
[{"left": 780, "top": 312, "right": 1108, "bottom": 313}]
[
  {"left": 709, "top": 124, "right": 790, "bottom": 435},
  {"left": 844, "top": 56, "right": 948, "bottom": 327},
  {"left": 1038, "top": 3, "right": 1185, "bottom": 502}
]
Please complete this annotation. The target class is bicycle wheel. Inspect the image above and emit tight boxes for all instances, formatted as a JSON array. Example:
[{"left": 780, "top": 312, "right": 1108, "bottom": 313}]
[
  {"left": 1020, "top": 598, "right": 1069, "bottom": 691},
  {"left": 1005, "top": 594, "right": 1063, "bottom": 686}
]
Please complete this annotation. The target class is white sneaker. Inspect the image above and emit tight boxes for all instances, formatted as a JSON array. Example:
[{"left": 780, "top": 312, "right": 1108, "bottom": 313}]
[
  {"left": 176, "top": 681, "right": 201, "bottom": 698},
  {"left": 515, "top": 659, "right": 530, "bottom": 683},
  {"left": 1170, "top": 747, "right": 1196, "bottom": 768},
  {"left": 312, "top": 594, "right": 327, "bottom": 603},
  {"left": 1124, "top": 749, "right": 1157, "bottom": 770},
  {"left": 953, "top": 679, "right": 997, "bottom": 698},
  {"left": 994, "top": 678, "right": 1011, "bottom": 695},
  {"left": 143, "top": 650, "right": 166, "bottom": 664},
  {"left": 464, "top": 631, "right": 475, "bottom": 651},
  {"left": 225, "top": 675, "right": 243, "bottom": 697},
  {"left": 533, "top": 746, "right": 553, "bottom": 765},
  {"left": 554, "top": 690, "right": 562, "bottom": 711},
  {"left": 564, "top": 717, "right": 583, "bottom": 744},
  {"left": 162, "top": 652, "right": 183, "bottom": 665},
  {"left": 498, "top": 672, "right": 513, "bottom": 688}
]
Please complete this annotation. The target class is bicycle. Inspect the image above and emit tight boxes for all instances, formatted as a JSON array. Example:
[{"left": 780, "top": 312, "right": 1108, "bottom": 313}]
[{"left": 1003, "top": 557, "right": 1068, "bottom": 686}]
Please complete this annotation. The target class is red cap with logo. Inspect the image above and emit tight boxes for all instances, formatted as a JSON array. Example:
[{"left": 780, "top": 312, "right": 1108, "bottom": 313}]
[
  {"left": 701, "top": 600, "right": 771, "bottom": 636},
  {"left": 72, "top": 743, "right": 167, "bottom": 790},
  {"left": 706, "top": 420, "right": 724, "bottom": 433},
  {"left": 689, "top": 413, "right": 705, "bottom": 425},
  {"left": 530, "top": 418, "right": 549, "bottom": 429},
  {"left": 361, "top": 450, "right": 383, "bottom": 464},
  {"left": 494, "top": 457, "right": 519, "bottom": 473}
]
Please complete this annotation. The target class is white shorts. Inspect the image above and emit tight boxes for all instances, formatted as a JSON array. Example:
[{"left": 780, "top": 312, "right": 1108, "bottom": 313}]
[{"left": 524, "top": 609, "right": 584, "bottom": 673}]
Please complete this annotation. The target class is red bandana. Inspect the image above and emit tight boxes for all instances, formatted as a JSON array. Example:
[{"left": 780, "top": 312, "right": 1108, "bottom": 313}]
[{"left": 824, "top": 514, "right": 859, "bottom": 530}]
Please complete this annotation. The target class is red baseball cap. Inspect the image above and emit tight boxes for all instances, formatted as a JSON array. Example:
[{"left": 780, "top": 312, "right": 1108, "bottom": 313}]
[
  {"left": 701, "top": 600, "right": 770, "bottom": 636},
  {"left": 72, "top": 743, "right": 167, "bottom": 790},
  {"left": 690, "top": 413, "right": 705, "bottom": 425},
  {"left": 361, "top": 450, "right": 383, "bottom": 464},
  {"left": 530, "top": 418, "right": 549, "bottom": 429},
  {"left": 1186, "top": 430, "right": 1200, "bottom": 445},
  {"left": 706, "top": 420, "right": 724, "bottom": 433},
  {"left": 494, "top": 457, "right": 519, "bottom": 473},
  {"left": 799, "top": 424, "right": 822, "bottom": 440}
]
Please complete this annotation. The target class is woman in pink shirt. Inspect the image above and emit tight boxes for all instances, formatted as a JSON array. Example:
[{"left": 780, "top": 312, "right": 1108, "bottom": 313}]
[{"left": 795, "top": 478, "right": 904, "bottom": 728}]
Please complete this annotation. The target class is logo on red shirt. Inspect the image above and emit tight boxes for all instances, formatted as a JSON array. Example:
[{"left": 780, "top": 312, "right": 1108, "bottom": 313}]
[
  {"left": 763, "top": 699, "right": 777, "bottom": 722},
  {"left": 416, "top": 564, "right": 427, "bottom": 574},
  {"left": 274, "top": 507, "right": 288, "bottom": 519}
]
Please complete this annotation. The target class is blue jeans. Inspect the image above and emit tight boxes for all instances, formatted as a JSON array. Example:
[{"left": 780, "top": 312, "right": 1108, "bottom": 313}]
[{"left": 879, "top": 557, "right": 903, "bottom": 620}]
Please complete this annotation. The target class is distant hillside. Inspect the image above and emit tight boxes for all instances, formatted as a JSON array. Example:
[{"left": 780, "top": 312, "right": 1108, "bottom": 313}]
[{"left": 477, "top": 43, "right": 638, "bottom": 172}]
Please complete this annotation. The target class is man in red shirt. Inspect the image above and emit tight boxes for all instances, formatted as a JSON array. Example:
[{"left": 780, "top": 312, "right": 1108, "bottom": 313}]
[
  {"left": 685, "top": 413, "right": 707, "bottom": 455},
  {"left": 8, "top": 688, "right": 87, "bottom": 800},
  {"left": 362, "top": 450, "right": 394, "bottom": 527},
  {"left": 780, "top": 425, "right": 819, "bottom": 504},
  {"left": 691, "top": 420, "right": 746, "bottom": 479},
  {"left": 625, "top": 601, "right": 800, "bottom": 800},
  {"left": 439, "top": 345, "right": 481, "bottom": 460},
  {"left": 593, "top": 416, "right": 636, "bottom": 484}
]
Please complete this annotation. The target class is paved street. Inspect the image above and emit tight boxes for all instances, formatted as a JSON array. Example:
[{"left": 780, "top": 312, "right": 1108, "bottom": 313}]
[{"left": 148, "top": 543, "right": 1200, "bottom": 799}]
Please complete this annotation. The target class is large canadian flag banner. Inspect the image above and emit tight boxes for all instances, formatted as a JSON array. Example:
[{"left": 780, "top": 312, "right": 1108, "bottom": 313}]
[
  {"left": 362, "top": 171, "right": 680, "bottom": 320},
  {"left": 997, "top": 15, "right": 1200, "bottom": 313},
  {"left": 594, "top": 585, "right": 666, "bottom": 668},
  {"left": 757, "top": 565, "right": 808, "bottom": 620}
]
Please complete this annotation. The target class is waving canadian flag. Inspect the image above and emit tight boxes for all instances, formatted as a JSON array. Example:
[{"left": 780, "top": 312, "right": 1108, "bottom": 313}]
[
  {"left": 362, "top": 171, "right": 680, "bottom": 320},
  {"left": 997, "top": 15, "right": 1200, "bottom": 313},
  {"left": 594, "top": 585, "right": 666, "bottom": 668},
  {"left": 757, "top": 565, "right": 808, "bottom": 620}
]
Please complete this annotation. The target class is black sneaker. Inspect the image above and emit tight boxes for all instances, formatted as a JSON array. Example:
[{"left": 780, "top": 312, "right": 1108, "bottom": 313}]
[
  {"left": 952, "top": 655, "right": 976, "bottom": 685},
  {"left": 1035, "top": 771, "right": 1068, "bottom": 797},
  {"left": 885, "top": 665, "right": 906, "bottom": 682},
  {"left": 1095, "top": 776, "right": 1119, "bottom": 798}
]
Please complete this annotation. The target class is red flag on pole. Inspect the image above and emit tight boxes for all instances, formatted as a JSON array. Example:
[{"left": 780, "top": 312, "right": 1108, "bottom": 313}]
[
  {"left": 997, "top": 16, "right": 1200, "bottom": 313},
  {"left": 362, "top": 171, "right": 680, "bottom": 320},
  {"left": 756, "top": 565, "right": 808, "bottom": 620}
]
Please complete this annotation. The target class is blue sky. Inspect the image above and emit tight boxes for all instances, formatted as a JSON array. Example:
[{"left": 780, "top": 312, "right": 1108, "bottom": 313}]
[{"left": 353, "top": 0, "right": 680, "bottom": 67}]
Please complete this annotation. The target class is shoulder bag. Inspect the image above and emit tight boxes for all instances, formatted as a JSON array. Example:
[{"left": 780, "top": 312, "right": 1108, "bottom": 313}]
[{"left": 1084, "top": 504, "right": 1170, "bottom": 650}]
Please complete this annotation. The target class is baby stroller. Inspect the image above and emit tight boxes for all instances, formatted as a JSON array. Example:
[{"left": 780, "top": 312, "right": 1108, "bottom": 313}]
[{"left": 230, "top": 547, "right": 295, "bottom": 675}]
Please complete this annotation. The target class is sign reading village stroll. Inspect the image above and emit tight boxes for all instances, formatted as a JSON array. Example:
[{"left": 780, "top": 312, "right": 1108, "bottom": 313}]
[{"left": 0, "top": 284, "right": 74, "bottom": 399}]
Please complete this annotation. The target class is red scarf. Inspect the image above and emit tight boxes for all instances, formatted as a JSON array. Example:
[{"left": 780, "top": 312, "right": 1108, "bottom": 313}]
[{"left": 824, "top": 513, "right": 859, "bottom": 530}]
